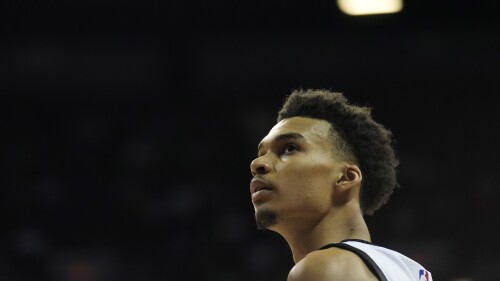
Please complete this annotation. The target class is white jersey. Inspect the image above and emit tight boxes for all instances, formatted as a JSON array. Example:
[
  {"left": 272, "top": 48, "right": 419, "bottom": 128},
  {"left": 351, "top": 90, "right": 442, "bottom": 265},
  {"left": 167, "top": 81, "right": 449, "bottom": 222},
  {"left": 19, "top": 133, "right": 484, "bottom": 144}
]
[{"left": 320, "top": 240, "right": 433, "bottom": 281}]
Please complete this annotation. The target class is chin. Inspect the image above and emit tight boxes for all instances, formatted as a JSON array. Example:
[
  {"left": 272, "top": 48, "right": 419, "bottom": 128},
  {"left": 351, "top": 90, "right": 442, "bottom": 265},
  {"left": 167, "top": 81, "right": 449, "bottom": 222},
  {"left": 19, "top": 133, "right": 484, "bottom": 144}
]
[{"left": 255, "top": 208, "right": 279, "bottom": 230}]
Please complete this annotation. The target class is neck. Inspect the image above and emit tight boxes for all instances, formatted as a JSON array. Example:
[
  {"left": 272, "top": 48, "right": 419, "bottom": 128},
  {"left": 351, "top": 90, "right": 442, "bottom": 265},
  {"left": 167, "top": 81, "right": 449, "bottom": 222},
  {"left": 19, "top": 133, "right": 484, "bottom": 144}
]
[{"left": 274, "top": 206, "right": 371, "bottom": 263}]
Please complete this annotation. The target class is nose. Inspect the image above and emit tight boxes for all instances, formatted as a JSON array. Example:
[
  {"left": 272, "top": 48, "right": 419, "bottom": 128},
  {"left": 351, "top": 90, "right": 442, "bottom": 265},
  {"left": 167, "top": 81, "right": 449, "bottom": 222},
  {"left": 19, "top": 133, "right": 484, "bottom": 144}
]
[{"left": 250, "top": 156, "right": 272, "bottom": 176}]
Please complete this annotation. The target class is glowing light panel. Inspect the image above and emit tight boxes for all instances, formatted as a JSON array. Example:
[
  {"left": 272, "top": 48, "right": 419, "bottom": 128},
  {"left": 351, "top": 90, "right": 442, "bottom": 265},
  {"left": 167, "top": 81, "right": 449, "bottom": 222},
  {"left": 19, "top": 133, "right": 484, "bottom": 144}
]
[{"left": 337, "top": 0, "right": 403, "bottom": 16}]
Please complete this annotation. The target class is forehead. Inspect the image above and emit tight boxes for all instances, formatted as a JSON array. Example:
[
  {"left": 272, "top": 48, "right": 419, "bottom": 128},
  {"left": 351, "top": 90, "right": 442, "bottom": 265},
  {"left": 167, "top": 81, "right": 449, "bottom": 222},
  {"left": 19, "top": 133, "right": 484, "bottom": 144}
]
[{"left": 261, "top": 116, "right": 333, "bottom": 144}]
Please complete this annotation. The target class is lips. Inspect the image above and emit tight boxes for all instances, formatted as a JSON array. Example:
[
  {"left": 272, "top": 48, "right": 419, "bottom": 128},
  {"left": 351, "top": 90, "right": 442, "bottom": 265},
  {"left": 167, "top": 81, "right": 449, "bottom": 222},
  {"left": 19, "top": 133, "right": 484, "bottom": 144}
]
[{"left": 250, "top": 178, "right": 273, "bottom": 195}]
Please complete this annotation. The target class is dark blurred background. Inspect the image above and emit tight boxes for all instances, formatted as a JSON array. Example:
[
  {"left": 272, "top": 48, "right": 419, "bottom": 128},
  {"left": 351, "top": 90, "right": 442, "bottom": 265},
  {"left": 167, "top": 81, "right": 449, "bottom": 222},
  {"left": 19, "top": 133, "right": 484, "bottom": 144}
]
[{"left": 1, "top": 0, "right": 499, "bottom": 280}]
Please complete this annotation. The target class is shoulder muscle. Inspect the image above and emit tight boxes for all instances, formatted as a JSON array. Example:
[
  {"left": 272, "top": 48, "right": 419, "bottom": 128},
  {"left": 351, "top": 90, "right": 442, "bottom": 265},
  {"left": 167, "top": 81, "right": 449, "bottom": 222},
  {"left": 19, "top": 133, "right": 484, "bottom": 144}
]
[{"left": 288, "top": 248, "right": 378, "bottom": 281}]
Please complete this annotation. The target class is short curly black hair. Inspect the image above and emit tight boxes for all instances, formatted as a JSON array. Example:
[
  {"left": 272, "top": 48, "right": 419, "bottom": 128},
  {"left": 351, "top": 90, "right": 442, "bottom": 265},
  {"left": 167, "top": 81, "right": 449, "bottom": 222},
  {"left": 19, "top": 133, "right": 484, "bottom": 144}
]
[{"left": 277, "top": 89, "right": 399, "bottom": 215}]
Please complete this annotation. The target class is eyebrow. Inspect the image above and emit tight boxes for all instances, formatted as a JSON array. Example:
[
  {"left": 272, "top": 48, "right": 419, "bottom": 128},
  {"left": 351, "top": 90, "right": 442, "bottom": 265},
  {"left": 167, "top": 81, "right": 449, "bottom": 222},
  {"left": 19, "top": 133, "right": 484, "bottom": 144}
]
[{"left": 257, "top": 132, "right": 305, "bottom": 153}]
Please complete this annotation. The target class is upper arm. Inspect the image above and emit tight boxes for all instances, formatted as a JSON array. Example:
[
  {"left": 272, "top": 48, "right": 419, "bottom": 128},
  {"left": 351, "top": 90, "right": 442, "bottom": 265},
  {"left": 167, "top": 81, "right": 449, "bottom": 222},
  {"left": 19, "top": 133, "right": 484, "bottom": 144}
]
[{"left": 287, "top": 249, "right": 378, "bottom": 281}]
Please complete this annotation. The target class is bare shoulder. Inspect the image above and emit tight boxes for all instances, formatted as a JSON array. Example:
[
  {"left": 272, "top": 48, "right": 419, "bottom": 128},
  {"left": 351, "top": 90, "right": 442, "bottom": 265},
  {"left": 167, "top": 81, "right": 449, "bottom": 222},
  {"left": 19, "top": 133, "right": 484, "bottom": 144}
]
[{"left": 288, "top": 247, "right": 378, "bottom": 281}]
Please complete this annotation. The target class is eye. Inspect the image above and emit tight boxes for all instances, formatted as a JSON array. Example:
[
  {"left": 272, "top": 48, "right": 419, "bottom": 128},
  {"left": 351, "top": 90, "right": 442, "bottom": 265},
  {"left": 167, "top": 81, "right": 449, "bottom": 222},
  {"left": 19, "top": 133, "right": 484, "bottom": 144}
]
[{"left": 283, "top": 143, "right": 298, "bottom": 154}]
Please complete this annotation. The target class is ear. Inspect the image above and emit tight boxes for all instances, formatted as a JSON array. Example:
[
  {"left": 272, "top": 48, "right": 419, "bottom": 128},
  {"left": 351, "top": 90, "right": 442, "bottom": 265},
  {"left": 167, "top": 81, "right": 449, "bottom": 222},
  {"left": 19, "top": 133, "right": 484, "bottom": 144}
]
[{"left": 334, "top": 164, "right": 362, "bottom": 192}]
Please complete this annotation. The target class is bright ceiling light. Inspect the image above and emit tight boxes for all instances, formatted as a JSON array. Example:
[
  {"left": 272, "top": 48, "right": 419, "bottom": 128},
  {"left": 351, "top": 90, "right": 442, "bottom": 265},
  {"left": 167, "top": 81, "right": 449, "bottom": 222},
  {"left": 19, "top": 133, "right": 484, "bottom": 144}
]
[{"left": 337, "top": 0, "right": 403, "bottom": 16}]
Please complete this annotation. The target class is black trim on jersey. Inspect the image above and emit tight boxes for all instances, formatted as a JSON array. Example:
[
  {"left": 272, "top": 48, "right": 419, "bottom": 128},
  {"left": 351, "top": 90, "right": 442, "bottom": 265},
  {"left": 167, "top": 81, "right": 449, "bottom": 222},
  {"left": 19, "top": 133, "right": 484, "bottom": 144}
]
[{"left": 318, "top": 242, "right": 388, "bottom": 281}]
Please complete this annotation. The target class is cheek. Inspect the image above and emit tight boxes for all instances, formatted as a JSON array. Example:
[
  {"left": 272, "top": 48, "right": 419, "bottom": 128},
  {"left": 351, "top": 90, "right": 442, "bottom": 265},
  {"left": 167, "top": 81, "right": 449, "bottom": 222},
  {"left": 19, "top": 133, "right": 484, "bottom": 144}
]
[
  {"left": 284, "top": 155, "right": 335, "bottom": 178},
  {"left": 276, "top": 162, "right": 335, "bottom": 215},
  {"left": 278, "top": 158, "right": 335, "bottom": 197}
]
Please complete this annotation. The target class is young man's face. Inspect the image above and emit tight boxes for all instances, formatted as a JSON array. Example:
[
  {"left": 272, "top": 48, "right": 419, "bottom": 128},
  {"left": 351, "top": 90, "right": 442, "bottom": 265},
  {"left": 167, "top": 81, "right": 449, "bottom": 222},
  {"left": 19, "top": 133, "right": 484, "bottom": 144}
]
[{"left": 250, "top": 116, "right": 345, "bottom": 231}]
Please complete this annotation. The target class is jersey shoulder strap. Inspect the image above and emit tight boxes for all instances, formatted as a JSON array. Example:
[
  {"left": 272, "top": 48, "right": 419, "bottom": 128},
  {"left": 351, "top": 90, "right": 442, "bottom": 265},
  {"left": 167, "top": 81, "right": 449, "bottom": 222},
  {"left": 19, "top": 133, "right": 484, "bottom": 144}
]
[{"left": 319, "top": 240, "right": 387, "bottom": 281}]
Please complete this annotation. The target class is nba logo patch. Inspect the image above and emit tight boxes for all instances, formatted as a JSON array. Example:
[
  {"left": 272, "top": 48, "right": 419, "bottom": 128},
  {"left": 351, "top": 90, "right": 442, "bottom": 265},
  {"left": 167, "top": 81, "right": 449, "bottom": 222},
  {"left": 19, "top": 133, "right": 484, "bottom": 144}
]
[{"left": 419, "top": 269, "right": 430, "bottom": 281}]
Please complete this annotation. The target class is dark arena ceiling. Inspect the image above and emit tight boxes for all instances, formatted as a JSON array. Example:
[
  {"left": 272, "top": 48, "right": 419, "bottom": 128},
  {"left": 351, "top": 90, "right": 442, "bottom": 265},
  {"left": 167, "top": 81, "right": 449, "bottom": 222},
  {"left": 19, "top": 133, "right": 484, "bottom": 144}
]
[{"left": 1, "top": 1, "right": 499, "bottom": 281}]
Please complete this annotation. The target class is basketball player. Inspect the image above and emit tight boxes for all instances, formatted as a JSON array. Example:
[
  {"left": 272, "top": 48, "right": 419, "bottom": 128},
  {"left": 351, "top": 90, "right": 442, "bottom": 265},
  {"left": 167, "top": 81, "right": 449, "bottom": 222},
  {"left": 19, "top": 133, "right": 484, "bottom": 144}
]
[{"left": 249, "top": 89, "right": 433, "bottom": 281}]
